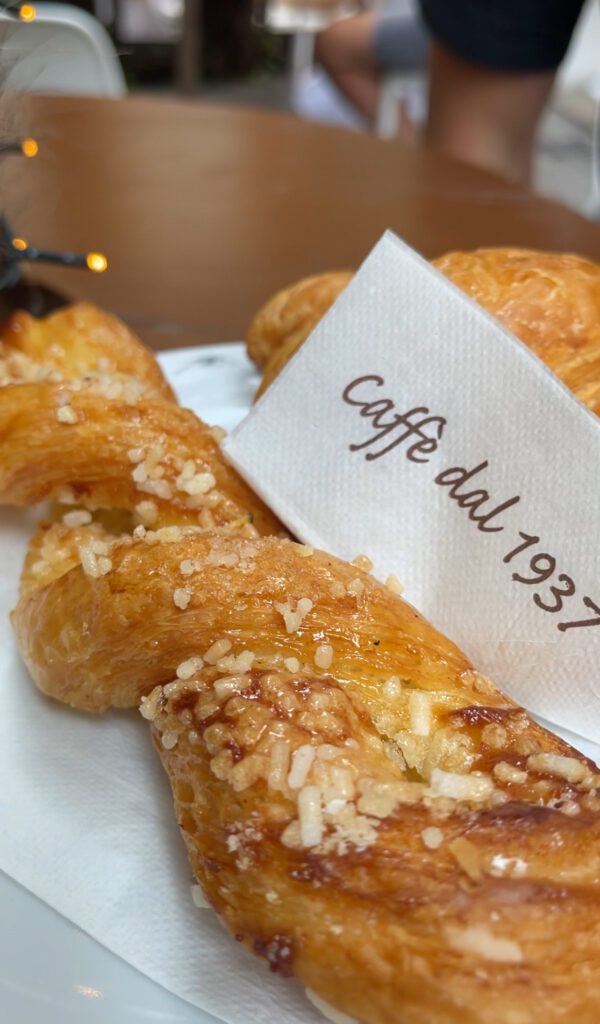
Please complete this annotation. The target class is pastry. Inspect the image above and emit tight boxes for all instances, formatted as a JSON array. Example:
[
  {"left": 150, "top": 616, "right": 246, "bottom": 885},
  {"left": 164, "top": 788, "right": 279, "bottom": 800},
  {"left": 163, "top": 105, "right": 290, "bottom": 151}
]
[
  {"left": 250, "top": 249, "right": 600, "bottom": 414},
  {"left": 0, "top": 304, "right": 282, "bottom": 534},
  {"left": 4, "top": 300, "right": 600, "bottom": 1024},
  {"left": 247, "top": 271, "right": 353, "bottom": 370},
  {"left": 1, "top": 302, "right": 175, "bottom": 400}
]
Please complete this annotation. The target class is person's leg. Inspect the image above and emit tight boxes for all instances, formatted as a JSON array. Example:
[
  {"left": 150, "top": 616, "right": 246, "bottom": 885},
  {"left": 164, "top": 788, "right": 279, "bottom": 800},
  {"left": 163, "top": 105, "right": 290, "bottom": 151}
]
[
  {"left": 420, "top": 0, "right": 586, "bottom": 184},
  {"left": 315, "top": 13, "right": 381, "bottom": 122},
  {"left": 425, "top": 42, "right": 555, "bottom": 183}
]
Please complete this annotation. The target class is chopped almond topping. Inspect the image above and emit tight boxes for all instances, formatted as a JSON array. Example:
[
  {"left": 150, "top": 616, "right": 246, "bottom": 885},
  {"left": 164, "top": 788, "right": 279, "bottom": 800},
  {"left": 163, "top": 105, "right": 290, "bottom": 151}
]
[
  {"left": 314, "top": 644, "right": 334, "bottom": 670},
  {"left": 493, "top": 761, "right": 527, "bottom": 785},
  {"left": 527, "top": 753, "right": 587, "bottom": 784},
  {"left": 351, "top": 554, "right": 373, "bottom": 572},
  {"left": 385, "top": 573, "right": 404, "bottom": 595},
  {"left": 445, "top": 925, "right": 523, "bottom": 963},
  {"left": 421, "top": 826, "right": 444, "bottom": 849}
]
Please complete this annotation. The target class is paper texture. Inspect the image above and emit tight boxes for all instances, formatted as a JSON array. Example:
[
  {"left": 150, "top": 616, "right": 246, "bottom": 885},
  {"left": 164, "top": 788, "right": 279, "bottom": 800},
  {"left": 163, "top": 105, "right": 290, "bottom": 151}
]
[
  {"left": 225, "top": 232, "right": 600, "bottom": 744},
  {"left": 0, "top": 349, "right": 324, "bottom": 1024}
]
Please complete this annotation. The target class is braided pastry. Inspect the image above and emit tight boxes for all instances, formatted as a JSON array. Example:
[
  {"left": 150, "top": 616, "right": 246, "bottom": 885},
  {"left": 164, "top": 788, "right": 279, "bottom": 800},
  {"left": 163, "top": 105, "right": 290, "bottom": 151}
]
[
  {"left": 4, "top": 303, "right": 600, "bottom": 1024},
  {"left": 250, "top": 249, "right": 600, "bottom": 415}
]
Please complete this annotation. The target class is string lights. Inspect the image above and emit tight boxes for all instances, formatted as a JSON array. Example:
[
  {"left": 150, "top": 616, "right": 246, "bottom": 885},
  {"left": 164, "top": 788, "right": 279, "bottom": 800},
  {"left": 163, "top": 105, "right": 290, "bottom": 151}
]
[
  {"left": 0, "top": 1, "right": 37, "bottom": 19},
  {"left": 0, "top": 137, "right": 38, "bottom": 157},
  {"left": 0, "top": 2, "right": 107, "bottom": 299},
  {"left": 0, "top": 218, "right": 108, "bottom": 291}
]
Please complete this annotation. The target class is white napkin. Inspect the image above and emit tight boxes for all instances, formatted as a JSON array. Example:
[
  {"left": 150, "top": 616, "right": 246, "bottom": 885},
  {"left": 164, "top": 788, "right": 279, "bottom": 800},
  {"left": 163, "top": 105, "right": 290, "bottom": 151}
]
[
  {"left": 0, "top": 347, "right": 324, "bottom": 1024},
  {"left": 225, "top": 232, "right": 600, "bottom": 746}
]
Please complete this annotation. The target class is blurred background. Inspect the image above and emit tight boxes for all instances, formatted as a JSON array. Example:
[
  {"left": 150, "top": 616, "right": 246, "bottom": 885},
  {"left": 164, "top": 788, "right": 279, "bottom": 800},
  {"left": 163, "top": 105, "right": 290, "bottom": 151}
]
[{"left": 2, "top": 0, "right": 599, "bottom": 215}]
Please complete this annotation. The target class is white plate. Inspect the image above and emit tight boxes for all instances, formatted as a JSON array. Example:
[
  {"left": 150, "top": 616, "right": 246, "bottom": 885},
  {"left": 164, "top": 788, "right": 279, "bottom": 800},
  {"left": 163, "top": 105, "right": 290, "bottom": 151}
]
[{"left": 2, "top": 344, "right": 256, "bottom": 1024}]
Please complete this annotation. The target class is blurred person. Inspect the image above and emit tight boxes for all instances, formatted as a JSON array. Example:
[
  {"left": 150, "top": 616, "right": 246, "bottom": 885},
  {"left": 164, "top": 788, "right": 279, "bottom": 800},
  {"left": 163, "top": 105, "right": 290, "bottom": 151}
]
[
  {"left": 316, "top": 0, "right": 587, "bottom": 183},
  {"left": 315, "top": 5, "right": 428, "bottom": 138}
]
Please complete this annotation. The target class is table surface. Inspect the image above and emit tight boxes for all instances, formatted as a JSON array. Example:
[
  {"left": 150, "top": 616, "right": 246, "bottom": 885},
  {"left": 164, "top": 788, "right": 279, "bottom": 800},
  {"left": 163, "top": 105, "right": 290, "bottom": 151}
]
[{"left": 5, "top": 93, "right": 600, "bottom": 349}]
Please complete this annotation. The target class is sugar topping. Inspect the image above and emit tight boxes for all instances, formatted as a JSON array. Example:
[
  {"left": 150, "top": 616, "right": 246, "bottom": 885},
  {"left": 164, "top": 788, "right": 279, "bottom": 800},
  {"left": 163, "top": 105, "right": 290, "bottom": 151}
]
[
  {"left": 62, "top": 510, "right": 92, "bottom": 528},
  {"left": 445, "top": 925, "right": 523, "bottom": 964},
  {"left": 314, "top": 644, "right": 334, "bottom": 670},
  {"left": 409, "top": 691, "right": 432, "bottom": 737},
  {"left": 351, "top": 554, "right": 373, "bottom": 572},
  {"left": 421, "top": 826, "right": 444, "bottom": 849},
  {"left": 204, "top": 639, "right": 233, "bottom": 664},
  {"left": 78, "top": 542, "right": 112, "bottom": 578},
  {"left": 275, "top": 598, "right": 314, "bottom": 634},
  {"left": 298, "top": 785, "right": 324, "bottom": 847},
  {"left": 493, "top": 762, "right": 528, "bottom": 785},
  {"left": 56, "top": 404, "right": 78, "bottom": 424},
  {"left": 176, "top": 656, "right": 204, "bottom": 680},
  {"left": 385, "top": 573, "right": 404, "bottom": 595},
  {"left": 383, "top": 677, "right": 402, "bottom": 699},
  {"left": 429, "top": 768, "right": 494, "bottom": 803},
  {"left": 287, "top": 745, "right": 316, "bottom": 789},
  {"left": 527, "top": 752, "right": 587, "bottom": 784},
  {"left": 173, "top": 588, "right": 192, "bottom": 610},
  {"left": 135, "top": 499, "right": 158, "bottom": 525}
]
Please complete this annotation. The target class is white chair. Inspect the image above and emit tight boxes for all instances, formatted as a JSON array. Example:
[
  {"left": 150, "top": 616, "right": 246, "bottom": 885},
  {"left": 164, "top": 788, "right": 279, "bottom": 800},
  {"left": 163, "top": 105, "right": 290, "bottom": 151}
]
[
  {"left": 0, "top": 2, "right": 126, "bottom": 96},
  {"left": 544, "top": 0, "right": 600, "bottom": 216}
]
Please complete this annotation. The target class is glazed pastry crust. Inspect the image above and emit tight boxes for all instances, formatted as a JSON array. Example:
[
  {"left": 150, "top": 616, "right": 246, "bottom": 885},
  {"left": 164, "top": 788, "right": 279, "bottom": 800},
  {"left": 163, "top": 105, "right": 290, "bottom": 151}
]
[
  {"left": 5, "top": 298, "right": 600, "bottom": 1024},
  {"left": 12, "top": 526, "right": 600, "bottom": 1023},
  {"left": 13, "top": 528, "right": 469, "bottom": 712},
  {"left": 126, "top": 536, "right": 600, "bottom": 1024},
  {"left": 1, "top": 303, "right": 175, "bottom": 401},
  {"left": 247, "top": 271, "right": 353, "bottom": 369},
  {"left": 435, "top": 248, "right": 600, "bottom": 415},
  {"left": 0, "top": 381, "right": 280, "bottom": 533},
  {"left": 250, "top": 249, "right": 600, "bottom": 415}
]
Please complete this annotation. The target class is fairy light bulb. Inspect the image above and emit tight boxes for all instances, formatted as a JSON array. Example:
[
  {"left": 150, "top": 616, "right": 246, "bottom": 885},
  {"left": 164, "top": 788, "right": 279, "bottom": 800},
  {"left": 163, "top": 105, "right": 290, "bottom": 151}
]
[
  {"left": 86, "top": 252, "right": 108, "bottom": 273},
  {"left": 11, "top": 237, "right": 28, "bottom": 252},
  {"left": 19, "top": 3, "right": 36, "bottom": 20},
  {"left": 21, "top": 138, "right": 38, "bottom": 158}
]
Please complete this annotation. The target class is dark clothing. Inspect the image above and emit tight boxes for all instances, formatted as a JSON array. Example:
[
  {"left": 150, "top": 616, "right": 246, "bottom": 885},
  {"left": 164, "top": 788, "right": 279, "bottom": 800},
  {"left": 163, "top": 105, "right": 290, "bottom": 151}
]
[{"left": 419, "top": 0, "right": 586, "bottom": 72}]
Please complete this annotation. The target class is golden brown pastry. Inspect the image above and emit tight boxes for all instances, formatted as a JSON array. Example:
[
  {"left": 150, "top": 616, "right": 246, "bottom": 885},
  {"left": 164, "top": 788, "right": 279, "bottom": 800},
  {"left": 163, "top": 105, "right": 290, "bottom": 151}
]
[
  {"left": 0, "top": 305, "right": 281, "bottom": 535},
  {"left": 0, "top": 381, "right": 280, "bottom": 532},
  {"left": 255, "top": 328, "right": 308, "bottom": 400},
  {"left": 247, "top": 271, "right": 353, "bottom": 370},
  {"left": 435, "top": 248, "right": 600, "bottom": 414},
  {"left": 251, "top": 249, "right": 600, "bottom": 414},
  {"left": 6, "top": 301, "right": 600, "bottom": 1024},
  {"left": 11, "top": 525, "right": 600, "bottom": 1021},
  {"left": 1, "top": 303, "right": 175, "bottom": 401}
]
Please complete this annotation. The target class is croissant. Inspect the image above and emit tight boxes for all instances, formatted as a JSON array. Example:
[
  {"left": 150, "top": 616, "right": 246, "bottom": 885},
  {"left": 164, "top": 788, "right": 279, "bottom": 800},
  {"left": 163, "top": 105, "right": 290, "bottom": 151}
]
[
  {"left": 250, "top": 249, "right": 600, "bottom": 415},
  {"left": 5, "top": 302, "right": 600, "bottom": 1024},
  {"left": 247, "top": 271, "right": 353, "bottom": 370}
]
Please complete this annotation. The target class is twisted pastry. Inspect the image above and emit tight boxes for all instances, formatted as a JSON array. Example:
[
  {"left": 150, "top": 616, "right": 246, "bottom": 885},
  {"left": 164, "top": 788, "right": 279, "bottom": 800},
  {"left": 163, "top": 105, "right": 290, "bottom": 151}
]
[
  {"left": 1, "top": 303, "right": 175, "bottom": 400},
  {"left": 5, "top": 303, "right": 600, "bottom": 1024},
  {"left": 250, "top": 249, "right": 600, "bottom": 415},
  {"left": 0, "top": 304, "right": 281, "bottom": 532}
]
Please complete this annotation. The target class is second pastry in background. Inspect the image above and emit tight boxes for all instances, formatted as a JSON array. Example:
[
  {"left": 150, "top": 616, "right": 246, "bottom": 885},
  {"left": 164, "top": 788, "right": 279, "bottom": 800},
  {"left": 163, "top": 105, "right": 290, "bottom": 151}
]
[{"left": 250, "top": 249, "right": 600, "bottom": 415}]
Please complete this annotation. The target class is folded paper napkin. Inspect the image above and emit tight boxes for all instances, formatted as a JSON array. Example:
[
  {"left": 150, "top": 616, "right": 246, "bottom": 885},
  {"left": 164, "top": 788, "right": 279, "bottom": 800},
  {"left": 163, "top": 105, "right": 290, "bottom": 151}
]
[
  {"left": 1, "top": 335, "right": 599, "bottom": 1024},
  {"left": 225, "top": 233, "right": 600, "bottom": 745}
]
